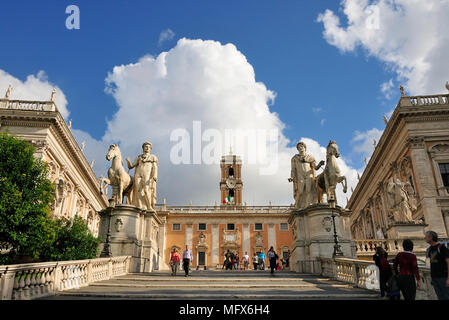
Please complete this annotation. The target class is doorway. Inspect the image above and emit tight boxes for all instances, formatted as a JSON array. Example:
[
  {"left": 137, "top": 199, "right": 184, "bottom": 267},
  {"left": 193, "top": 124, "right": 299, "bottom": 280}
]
[{"left": 198, "top": 251, "right": 206, "bottom": 266}]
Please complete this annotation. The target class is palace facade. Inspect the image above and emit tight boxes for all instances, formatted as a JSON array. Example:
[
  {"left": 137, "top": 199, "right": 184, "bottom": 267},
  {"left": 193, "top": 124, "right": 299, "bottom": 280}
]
[
  {"left": 0, "top": 95, "right": 108, "bottom": 237},
  {"left": 158, "top": 153, "right": 293, "bottom": 269},
  {"left": 348, "top": 88, "right": 449, "bottom": 246}
]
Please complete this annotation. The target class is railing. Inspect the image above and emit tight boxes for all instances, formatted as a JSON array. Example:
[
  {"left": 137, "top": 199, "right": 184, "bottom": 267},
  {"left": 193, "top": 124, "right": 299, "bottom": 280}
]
[
  {"left": 155, "top": 204, "right": 293, "bottom": 214},
  {"left": 0, "top": 99, "right": 56, "bottom": 112},
  {"left": 354, "top": 239, "right": 429, "bottom": 258},
  {"left": 0, "top": 256, "right": 131, "bottom": 300},
  {"left": 408, "top": 94, "right": 448, "bottom": 106},
  {"left": 318, "top": 257, "right": 438, "bottom": 300}
]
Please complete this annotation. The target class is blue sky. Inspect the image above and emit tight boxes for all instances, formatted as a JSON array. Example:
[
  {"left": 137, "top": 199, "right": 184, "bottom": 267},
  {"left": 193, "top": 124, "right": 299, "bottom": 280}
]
[
  {"left": 0, "top": 1, "right": 396, "bottom": 165},
  {"left": 1, "top": 1, "right": 447, "bottom": 205}
]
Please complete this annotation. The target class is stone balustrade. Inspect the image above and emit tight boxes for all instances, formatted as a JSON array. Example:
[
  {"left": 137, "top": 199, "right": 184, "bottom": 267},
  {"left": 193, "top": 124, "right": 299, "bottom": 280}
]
[
  {"left": 407, "top": 94, "right": 448, "bottom": 106},
  {"left": 317, "top": 257, "right": 438, "bottom": 300},
  {"left": 354, "top": 238, "right": 429, "bottom": 259},
  {"left": 0, "top": 99, "right": 56, "bottom": 112},
  {"left": 0, "top": 256, "right": 131, "bottom": 300},
  {"left": 155, "top": 204, "right": 293, "bottom": 214}
]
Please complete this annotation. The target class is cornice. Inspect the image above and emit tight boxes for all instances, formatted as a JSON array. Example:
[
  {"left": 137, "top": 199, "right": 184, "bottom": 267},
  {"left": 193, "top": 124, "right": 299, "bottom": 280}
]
[
  {"left": 0, "top": 107, "right": 107, "bottom": 208},
  {"left": 347, "top": 94, "right": 449, "bottom": 211}
]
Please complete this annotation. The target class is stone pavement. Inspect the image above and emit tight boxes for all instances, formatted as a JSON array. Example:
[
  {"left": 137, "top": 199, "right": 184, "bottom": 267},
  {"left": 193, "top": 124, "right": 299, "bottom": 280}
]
[{"left": 43, "top": 270, "right": 380, "bottom": 300}]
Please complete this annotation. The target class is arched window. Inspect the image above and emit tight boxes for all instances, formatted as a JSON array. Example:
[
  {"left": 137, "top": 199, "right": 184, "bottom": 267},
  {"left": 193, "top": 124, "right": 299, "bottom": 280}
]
[{"left": 228, "top": 167, "right": 234, "bottom": 177}]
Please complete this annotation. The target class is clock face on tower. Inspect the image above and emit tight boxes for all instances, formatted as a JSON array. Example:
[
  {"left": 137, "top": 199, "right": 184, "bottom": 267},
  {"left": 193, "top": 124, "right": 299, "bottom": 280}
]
[{"left": 226, "top": 177, "right": 236, "bottom": 189}]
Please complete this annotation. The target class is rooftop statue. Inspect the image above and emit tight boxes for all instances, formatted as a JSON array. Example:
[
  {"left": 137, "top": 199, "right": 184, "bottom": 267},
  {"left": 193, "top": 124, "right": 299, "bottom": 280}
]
[{"left": 4, "top": 85, "right": 13, "bottom": 99}]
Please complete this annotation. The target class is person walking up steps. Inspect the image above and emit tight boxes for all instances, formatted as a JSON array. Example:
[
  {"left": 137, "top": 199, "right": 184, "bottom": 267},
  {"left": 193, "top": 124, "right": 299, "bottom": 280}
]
[
  {"left": 182, "top": 245, "right": 193, "bottom": 277},
  {"left": 267, "top": 247, "right": 279, "bottom": 275},
  {"left": 243, "top": 251, "right": 250, "bottom": 270},
  {"left": 253, "top": 253, "right": 259, "bottom": 270},
  {"left": 170, "top": 248, "right": 180, "bottom": 276},
  {"left": 258, "top": 251, "right": 266, "bottom": 270},
  {"left": 393, "top": 239, "right": 420, "bottom": 300},
  {"left": 425, "top": 231, "right": 449, "bottom": 300},
  {"left": 373, "top": 246, "right": 392, "bottom": 298}
]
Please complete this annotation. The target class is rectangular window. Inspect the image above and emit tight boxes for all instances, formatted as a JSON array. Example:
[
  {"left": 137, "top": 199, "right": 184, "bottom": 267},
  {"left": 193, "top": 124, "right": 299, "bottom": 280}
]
[
  {"left": 280, "top": 223, "right": 289, "bottom": 231},
  {"left": 440, "top": 163, "right": 449, "bottom": 190},
  {"left": 227, "top": 223, "right": 235, "bottom": 231},
  {"left": 172, "top": 223, "right": 181, "bottom": 231},
  {"left": 198, "top": 223, "right": 207, "bottom": 231},
  {"left": 254, "top": 223, "right": 263, "bottom": 231}
]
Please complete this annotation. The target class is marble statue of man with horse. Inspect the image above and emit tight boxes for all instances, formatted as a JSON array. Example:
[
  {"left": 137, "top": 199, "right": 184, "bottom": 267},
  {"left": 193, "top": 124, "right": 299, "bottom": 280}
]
[
  {"left": 100, "top": 144, "right": 133, "bottom": 206},
  {"left": 100, "top": 141, "right": 158, "bottom": 211},
  {"left": 289, "top": 140, "right": 347, "bottom": 209}
]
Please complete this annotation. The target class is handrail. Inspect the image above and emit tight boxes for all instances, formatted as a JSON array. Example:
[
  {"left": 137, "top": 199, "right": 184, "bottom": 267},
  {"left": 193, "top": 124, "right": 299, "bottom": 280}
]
[
  {"left": 0, "top": 256, "right": 132, "bottom": 300},
  {"left": 316, "top": 257, "right": 438, "bottom": 300}
]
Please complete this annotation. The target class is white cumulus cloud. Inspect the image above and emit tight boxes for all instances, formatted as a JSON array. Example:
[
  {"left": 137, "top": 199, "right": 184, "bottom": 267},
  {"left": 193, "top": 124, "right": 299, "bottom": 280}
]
[
  {"left": 77, "top": 38, "right": 359, "bottom": 207},
  {"left": 0, "top": 69, "right": 69, "bottom": 118},
  {"left": 352, "top": 127, "right": 383, "bottom": 161},
  {"left": 317, "top": 0, "right": 449, "bottom": 95}
]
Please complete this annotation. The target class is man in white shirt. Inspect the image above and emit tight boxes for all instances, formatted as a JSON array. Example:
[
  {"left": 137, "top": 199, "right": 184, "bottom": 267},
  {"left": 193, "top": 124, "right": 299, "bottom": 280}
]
[
  {"left": 243, "top": 252, "right": 250, "bottom": 270},
  {"left": 182, "top": 245, "right": 193, "bottom": 277}
]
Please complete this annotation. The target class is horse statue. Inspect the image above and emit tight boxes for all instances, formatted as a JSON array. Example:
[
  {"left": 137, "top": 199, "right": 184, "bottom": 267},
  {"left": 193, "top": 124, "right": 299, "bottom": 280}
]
[
  {"left": 316, "top": 141, "right": 347, "bottom": 207},
  {"left": 100, "top": 144, "right": 133, "bottom": 205}
]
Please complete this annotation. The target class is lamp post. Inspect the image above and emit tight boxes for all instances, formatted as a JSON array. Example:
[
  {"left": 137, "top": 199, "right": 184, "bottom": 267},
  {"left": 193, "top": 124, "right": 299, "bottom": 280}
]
[
  {"left": 329, "top": 200, "right": 343, "bottom": 258},
  {"left": 100, "top": 208, "right": 113, "bottom": 257}
]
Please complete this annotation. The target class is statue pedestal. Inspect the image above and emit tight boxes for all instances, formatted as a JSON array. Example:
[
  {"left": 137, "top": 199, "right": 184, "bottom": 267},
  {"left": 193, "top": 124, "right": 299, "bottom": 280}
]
[
  {"left": 288, "top": 204, "right": 356, "bottom": 273},
  {"left": 98, "top": 204, "right": 169, "bottom": 273},
  {"left": 386, "top": 223, "right": 427, "bottom": 239}
]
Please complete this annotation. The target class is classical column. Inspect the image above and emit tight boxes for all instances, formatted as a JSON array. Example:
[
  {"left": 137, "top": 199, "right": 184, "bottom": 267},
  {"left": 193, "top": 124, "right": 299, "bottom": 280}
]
[
  {"left": 185, "top": 223, "right": 193, "bottom": 248},
  {"left": 360, "top": 212, "right": 368, "bottom": 239},
  {"left": 367, "top": 200, "right": 377, "bottom": 238},
  {"left": 408, "top": 136, "right": 447, "bottom": 237},
  {"left": 242, "top": 223, "right": 250, "bottom": 255},
  {"left": 378, "top": 182, "right": 391, "bottom": 229},
  {"left": 159, "top": 217, "right": 167, "bottom": 268},
  {"left": 268, "top": 223, "right": 276, "bottom": 250},
  {"left": 69, "top": 184, "right": 80, "bottom": 218},
  {"left": 211, "top": 224, "right": 219, "bottom": 267}
]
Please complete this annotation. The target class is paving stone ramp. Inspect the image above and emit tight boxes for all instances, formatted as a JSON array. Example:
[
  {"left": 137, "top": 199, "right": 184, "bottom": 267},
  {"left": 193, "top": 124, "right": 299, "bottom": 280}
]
[{"left": 43, "top": 270, "right": 380, "bottom": 300}]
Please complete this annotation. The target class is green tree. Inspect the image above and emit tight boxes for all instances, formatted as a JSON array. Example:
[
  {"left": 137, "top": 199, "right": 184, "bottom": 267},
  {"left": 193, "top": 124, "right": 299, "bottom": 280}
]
[
  {"left": 0, "top": 133, "right": 55, "bottom": 264},
  {"left": 0, "top": 133, "right": 99, "bottom": 264},
  {"left": 41, "top": 215, "right": 100, "bottom": 261}
]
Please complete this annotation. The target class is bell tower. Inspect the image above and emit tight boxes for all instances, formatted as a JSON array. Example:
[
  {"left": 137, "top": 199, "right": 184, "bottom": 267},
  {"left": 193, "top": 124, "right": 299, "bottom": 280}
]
[{"left": 220, "top": 148, "right": 243, "bottom": 205}]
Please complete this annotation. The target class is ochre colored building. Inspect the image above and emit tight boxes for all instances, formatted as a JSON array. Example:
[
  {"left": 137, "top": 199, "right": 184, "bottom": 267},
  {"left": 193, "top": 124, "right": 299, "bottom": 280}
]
[{"left": 159, "top": 153, "right": 293, "bottom": 269}]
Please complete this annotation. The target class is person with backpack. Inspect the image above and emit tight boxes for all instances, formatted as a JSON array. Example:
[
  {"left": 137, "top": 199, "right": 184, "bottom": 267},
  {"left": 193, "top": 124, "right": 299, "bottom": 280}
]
[
  {"left": 393, "top": 239, "right": 420, "bottom": 300},
  {"left": 372, "top": 246, "right": 392, "bottom": 298},
  {"left": 425, "top": 231, "right": 449, "bottom": 300}
]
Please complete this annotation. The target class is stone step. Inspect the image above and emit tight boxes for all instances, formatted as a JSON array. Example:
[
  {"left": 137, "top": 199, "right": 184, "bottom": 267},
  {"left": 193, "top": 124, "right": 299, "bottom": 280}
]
[
  {"left": 43, "top": 271, "right": 381, "bottom": 300},
  {"left": 88, "top": 282, "right": 354, "bottom": 289},
  {"left": 53, "top": 291, "right": 380, "bottom": 300},
  {"left": 112, "top": 276, "right": 333, "bottom": 282}
]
